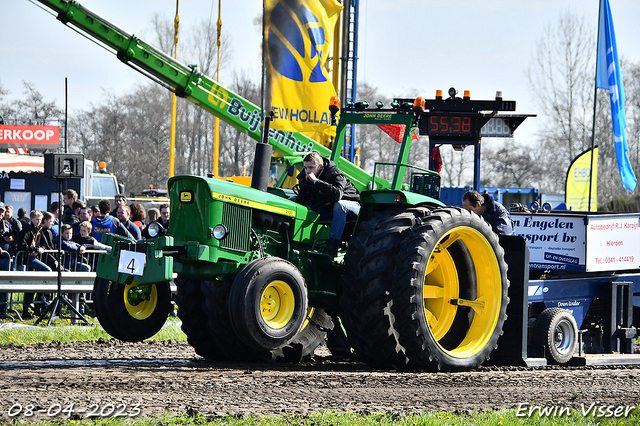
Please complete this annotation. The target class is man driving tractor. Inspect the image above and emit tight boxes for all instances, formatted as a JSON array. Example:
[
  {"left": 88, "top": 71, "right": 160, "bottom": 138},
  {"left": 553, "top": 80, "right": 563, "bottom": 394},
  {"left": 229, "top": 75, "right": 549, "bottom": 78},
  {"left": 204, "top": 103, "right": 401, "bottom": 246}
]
[{"left": 292, "top": 152, "right": 360, "bottom": 257}]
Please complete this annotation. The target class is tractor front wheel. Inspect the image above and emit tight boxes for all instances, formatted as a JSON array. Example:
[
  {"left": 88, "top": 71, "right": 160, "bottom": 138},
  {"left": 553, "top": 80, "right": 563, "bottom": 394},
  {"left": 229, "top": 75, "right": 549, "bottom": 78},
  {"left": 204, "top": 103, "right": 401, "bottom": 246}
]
[
  {"left": 93, "top": 278, "right": 123, "bottom": 339},
  {"left": 229, "top": 257, "right": 308, "bottom": 351}
]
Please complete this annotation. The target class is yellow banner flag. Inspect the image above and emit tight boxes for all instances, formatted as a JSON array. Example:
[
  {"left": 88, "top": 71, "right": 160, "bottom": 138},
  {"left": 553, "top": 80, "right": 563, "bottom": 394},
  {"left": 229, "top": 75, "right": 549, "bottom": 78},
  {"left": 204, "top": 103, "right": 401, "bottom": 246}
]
[
  {"left": 266, "top": 0, "right": 342, "bottom": 134},
  {"left": 565, "top": 147, "right": 598, "bottom": 211}
]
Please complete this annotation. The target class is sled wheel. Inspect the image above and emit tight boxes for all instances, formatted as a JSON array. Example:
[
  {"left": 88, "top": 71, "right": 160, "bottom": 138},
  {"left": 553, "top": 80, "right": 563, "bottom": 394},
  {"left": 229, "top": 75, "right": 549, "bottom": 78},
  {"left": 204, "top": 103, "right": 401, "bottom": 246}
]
[
  {"left": 391, "top": 207, "right": 510, "bottom": 371},
  {"left": 93, "top": 277, "right": 172, "bottom": 342},
  {"left": 533, "top": 307, "right": 578, "bottom": 364},
  {"left": 174, "top": 277, "right": 223, "bottom": 359},
  {"left": 229, "top": 257, "right": 308, "bottom": 351},
  {"left": 340, "top": 207, "right": 432, "bottom": 368},
  {"left": 271, "top": 308, "right": 333, "bottom": 362}
]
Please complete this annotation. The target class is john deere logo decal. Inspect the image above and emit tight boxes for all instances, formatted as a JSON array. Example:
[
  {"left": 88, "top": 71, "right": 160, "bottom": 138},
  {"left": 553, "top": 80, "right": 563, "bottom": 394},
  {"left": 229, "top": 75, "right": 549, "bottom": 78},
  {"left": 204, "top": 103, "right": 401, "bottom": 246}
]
[{"left": 180, "top": 191, "right": 193, "bottom": 203}]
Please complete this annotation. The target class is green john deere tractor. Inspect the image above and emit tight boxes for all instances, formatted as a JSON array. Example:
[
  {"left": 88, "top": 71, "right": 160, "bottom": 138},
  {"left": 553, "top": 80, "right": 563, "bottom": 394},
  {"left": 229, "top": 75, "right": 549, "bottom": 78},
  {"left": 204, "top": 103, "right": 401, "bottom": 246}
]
[{"left": 93, "top": 95, "right": 512, "bottom": 371}]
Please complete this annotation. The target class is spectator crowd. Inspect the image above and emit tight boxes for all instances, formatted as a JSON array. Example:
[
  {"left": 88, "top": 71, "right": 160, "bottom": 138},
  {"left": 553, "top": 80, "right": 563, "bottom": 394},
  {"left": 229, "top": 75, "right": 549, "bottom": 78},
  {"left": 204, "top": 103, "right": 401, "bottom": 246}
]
[{"left": 0, "top": 190, "right": 170, "bottom": 319}]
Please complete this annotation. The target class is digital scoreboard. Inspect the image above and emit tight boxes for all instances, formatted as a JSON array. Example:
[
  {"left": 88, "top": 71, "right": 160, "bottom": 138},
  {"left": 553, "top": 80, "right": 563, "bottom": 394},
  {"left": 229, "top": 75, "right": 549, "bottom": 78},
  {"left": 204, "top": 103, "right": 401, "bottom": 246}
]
[
  {"left": 425, "top": 115, "right": 475, "bottom": 138},
  {"left": 418, "top": 114, "right": 533, "bottom": 140},
  {"left": 418, "top": 113, "right": 489, "bottom": 140}
]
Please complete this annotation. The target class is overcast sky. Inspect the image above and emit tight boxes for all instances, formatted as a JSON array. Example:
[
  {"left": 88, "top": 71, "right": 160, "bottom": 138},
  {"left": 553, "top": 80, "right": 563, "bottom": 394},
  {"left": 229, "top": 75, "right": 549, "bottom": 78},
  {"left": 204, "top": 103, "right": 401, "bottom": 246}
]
[{"left": 2, "top": 0, "right": 640, "bottom": 144}]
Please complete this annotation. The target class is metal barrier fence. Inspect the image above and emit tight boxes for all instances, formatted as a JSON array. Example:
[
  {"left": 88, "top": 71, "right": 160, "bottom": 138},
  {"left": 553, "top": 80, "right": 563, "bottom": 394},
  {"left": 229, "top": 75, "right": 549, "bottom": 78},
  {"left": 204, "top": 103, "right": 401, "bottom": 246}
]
[
  {"left": 12, "top": 249, "right": 107, "bottom": 272},
  {"left": 0, "top": 250, "right": 107, "bottom": 321}
]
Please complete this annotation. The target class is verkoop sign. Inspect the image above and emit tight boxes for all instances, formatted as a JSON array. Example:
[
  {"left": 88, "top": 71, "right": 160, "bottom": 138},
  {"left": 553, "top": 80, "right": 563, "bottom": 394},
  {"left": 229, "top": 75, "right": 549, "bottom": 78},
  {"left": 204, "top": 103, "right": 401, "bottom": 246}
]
[{"left": 0, "top": 125, "right": 60, "bottom": 148}]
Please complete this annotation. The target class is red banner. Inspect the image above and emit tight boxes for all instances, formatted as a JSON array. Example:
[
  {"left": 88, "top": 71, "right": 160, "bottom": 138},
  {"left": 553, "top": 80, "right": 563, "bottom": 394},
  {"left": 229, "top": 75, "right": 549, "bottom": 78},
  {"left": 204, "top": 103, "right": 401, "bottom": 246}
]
[
  {"left": 378, "top": 124, "right": 419, "bottom": 143},
  {"left": 0, "top": 125, "right": 60, "bottom": 148}
]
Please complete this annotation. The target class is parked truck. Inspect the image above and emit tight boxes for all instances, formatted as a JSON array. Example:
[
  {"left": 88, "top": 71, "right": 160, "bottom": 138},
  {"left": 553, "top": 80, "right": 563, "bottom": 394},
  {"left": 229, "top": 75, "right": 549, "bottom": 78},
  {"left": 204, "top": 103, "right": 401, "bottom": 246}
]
[
  {"left": 0, "top": 153, "right": 121, "bottom": 213},
  {"left": 30, "top": 0, "right": 640, "bottom": 370}
]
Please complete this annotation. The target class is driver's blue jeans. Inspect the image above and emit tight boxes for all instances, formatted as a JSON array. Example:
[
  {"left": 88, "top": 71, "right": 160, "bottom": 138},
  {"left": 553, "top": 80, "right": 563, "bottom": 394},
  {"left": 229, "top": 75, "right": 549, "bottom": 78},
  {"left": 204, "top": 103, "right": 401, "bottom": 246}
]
[{"left": 330, "top": 200, "right": 360, "bottom": 240}]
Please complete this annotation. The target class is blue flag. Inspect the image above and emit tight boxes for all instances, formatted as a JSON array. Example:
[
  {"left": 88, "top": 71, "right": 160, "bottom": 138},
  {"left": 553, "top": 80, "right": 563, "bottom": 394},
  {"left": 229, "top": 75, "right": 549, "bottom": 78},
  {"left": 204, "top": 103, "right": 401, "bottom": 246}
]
[{"left": 596, "top": 0, "right": 636, "bottom": 192}]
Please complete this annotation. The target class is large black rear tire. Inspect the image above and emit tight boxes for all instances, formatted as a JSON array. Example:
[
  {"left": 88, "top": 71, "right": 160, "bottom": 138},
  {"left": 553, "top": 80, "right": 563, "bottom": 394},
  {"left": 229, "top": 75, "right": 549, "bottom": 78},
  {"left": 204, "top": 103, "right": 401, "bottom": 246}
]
[
  {"left": 390, "top": 207, "right": 510, "bottom": 371},
  {"left": 271, "top": 308, "right": 333, "bottom": 362},
  {"left": 340, "top": 208, "right": 431, "bottom": 368},
  {"left": 174, "top": 277, "right": 223, "bottom": 360}
]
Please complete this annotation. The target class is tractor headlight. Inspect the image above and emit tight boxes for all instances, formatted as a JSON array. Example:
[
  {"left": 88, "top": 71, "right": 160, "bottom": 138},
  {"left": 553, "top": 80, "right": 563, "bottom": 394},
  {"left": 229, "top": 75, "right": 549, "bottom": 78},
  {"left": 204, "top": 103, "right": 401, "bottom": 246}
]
[
  {"left": 148, "top": 222, "right": 162, "bottom": 237},
  {"left": 212, "top": 224, "right": 228, "bottom": 240}
]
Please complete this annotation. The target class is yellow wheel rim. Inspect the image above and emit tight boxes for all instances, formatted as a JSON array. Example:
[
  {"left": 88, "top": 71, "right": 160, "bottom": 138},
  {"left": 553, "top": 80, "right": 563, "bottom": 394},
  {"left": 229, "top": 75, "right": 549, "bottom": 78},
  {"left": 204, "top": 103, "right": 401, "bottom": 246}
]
[
  {"left": 123, "top": 281, "right": 159, "bottom": 320},
  {"left": 423, "top": 226, "right": 502, "bottom": 358},
  {"left": 260, "top": 280, "right": 295, "bottom": 329}
]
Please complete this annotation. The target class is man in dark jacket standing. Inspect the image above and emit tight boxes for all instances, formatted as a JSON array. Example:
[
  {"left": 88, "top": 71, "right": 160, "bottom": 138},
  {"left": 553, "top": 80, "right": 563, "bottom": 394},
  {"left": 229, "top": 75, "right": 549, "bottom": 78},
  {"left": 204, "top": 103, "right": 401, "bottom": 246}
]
[
  {"left": 462, "top": 190, "right": 514, "bottom": 236},
  {"left": 294, "top": 152, "right": 360, "bottom": 257}
]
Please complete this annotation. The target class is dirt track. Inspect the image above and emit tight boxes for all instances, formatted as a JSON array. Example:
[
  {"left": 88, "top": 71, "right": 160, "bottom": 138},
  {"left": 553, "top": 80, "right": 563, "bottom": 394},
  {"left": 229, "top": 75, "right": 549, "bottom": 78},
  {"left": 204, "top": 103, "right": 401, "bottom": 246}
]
[{"left": 1, "top": 339, "right": 640, "bottom": 422}]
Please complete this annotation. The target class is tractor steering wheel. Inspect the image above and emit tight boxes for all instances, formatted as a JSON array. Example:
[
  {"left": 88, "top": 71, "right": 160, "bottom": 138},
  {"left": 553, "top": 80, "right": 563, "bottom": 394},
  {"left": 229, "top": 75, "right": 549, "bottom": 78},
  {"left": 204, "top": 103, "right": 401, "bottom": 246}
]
[{"left": 292, "top": 182, "right": 315, "bottom": 196}]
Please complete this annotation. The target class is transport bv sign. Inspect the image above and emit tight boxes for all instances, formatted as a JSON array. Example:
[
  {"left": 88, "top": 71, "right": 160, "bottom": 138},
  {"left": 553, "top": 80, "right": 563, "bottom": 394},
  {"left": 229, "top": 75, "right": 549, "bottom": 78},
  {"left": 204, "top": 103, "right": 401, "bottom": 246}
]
[{"left": 0, "top": 125, "right": 60, "bottom": 148}]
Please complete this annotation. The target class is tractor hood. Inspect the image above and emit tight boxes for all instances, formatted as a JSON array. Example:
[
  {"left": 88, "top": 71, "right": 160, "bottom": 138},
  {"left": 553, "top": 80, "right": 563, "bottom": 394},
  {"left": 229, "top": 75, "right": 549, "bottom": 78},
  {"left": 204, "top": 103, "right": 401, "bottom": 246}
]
[{"left": 168, "top": 174, "right": 306, "bottom": 219}]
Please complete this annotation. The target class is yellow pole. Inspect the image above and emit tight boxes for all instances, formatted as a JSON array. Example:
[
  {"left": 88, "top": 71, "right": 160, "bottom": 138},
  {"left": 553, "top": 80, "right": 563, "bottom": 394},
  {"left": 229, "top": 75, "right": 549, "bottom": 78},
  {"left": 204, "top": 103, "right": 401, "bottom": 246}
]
[
  {"left": 169, "top": 0, "right": 180, "bottom": 177},
  {"left": 332, "top": 6, "right": 341, "bottom": 90},
  {"left": 213, "top": 0, "right": 222, "bottom": 177}
]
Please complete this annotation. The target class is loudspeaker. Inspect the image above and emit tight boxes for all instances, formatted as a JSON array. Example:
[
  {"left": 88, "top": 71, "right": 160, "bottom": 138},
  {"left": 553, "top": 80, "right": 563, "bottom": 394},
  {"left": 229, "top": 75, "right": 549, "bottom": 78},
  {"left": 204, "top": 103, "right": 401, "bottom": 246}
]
[{"left": 44, "top": 153, "right": 84, "bottom": 179}]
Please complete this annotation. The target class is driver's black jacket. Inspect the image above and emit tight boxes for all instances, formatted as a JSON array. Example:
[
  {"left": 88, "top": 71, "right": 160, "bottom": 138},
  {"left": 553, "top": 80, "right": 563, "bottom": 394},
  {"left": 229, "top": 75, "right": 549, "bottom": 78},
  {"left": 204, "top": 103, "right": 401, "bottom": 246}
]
[{"left": 296, "top": 157, "right": 359, "bottom": 210}]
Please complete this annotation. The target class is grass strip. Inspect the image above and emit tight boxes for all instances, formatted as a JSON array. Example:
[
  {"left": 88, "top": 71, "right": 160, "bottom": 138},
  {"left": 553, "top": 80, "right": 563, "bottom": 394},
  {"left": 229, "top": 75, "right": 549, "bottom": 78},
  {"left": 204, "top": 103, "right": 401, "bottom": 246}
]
[
  {"left": 13, "top": 408, "right": 640, "bottom": 426},
  {"left": 0, "top": 320, "right": 186, "bottom": 345}
]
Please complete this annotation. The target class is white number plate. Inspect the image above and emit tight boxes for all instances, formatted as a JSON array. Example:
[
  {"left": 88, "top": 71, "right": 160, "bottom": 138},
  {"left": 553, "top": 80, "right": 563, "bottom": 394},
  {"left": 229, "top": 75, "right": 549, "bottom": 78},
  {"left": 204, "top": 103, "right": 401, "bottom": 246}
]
[
  {"left": 480, "top": 117, "right": 513, "bottom": 137},
  {"left": 117, "top": 250, "right": 146, "bottom": 276}
]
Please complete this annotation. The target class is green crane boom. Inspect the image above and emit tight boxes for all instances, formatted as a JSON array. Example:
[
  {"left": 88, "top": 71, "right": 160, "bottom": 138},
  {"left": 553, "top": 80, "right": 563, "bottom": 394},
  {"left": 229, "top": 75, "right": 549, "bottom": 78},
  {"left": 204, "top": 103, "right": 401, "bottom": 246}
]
[{"left": 34, "top": 0, "right": 375, "bottom": 191}]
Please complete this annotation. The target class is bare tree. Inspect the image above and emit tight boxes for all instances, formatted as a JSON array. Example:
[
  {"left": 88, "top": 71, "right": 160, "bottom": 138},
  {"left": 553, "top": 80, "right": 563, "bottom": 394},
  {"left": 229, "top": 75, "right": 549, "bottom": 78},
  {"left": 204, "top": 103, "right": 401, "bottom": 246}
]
[
  {"left": 439, "top": 146, "right": 472, "bottom": 187},
  {"left": 148, "top": 14, "right": 234, "bottom": 178},
  {"left": 71, "top": 90, "right": 128, "bottom": 177},
  {"left": 480, "top": 140, "right": 541, "bottom": 188},
  {"left": 217, "top": 71, "right": 261, "bottom": 178},
  {"left": 596, "top": 59, "right": 640, "bottom": 203},
  {"left": 8, "top": 81, "right": 63, "bottom": 123},
  {"left": 0, "top": 79, "right": 8, "bottom": 104},
  {"left": 0, "top": 80, "right": 8, "bottom": 123},
  {"left": 122, "top": 83, "right": 172, "bottom": 192},
  {"left": 527, "top": 10, "right": 594, "bottom": 193},
  {"left": 149, "top": 13, "right": 175, "bottom": 56}
]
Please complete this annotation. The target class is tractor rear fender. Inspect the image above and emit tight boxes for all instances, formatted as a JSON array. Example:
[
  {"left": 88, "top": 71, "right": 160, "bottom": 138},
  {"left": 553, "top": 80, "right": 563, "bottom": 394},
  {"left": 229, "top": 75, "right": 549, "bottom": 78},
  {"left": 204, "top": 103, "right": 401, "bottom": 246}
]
[{"left": 358, "top": 190, "right": 443, "bottom": 222}]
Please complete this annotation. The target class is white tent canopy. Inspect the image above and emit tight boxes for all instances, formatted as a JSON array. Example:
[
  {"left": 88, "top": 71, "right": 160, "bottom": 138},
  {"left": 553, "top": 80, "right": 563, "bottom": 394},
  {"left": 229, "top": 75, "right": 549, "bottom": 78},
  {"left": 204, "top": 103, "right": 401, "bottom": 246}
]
[{"left": 0, "top": 153, "right": 44, "bottom": 173}]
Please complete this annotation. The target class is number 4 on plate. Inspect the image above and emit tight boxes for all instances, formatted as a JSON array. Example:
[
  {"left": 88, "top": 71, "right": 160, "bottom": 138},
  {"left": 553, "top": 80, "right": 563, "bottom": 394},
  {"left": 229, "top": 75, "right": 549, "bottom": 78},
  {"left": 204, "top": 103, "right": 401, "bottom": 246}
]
[{"left": 117, "top": 250, "right": 146, "bottom": 276}]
